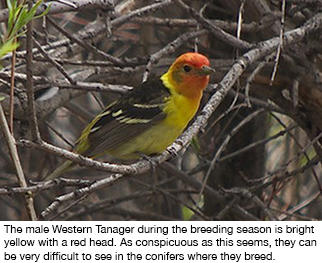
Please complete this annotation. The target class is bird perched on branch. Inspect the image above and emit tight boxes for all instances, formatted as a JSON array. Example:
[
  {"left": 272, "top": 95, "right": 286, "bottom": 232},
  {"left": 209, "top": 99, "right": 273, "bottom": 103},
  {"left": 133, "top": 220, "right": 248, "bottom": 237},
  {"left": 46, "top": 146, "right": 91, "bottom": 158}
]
[{"left": 46, "top": 52, "right": 215, "bottom": 179}]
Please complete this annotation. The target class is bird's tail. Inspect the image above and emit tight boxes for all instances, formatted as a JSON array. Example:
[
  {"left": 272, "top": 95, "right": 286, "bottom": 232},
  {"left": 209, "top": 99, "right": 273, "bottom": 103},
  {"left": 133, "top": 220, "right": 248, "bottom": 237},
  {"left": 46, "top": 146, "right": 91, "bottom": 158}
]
[{"left": 45, "top": 160, "right": 74, "bottom": 180}]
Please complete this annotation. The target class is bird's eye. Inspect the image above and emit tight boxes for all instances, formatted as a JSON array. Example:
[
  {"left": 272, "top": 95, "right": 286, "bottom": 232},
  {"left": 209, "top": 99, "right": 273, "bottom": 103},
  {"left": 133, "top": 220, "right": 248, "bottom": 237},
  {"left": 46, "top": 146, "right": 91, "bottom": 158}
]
[{"left": 183, "top": 65, "right": 192, "bottom": 72}]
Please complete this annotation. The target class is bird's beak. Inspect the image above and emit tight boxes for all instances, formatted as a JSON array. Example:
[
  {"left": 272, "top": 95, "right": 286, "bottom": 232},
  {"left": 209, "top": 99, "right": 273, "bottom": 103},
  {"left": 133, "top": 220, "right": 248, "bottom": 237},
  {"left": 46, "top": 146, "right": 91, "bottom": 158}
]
[{"left": 199, "top": 65, "right": 216, "bottom": 75}]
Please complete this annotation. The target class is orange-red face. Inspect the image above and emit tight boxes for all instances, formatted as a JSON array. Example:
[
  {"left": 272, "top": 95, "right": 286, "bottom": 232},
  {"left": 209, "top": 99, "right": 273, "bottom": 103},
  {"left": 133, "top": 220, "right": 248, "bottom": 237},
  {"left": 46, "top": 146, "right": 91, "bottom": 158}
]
[{"left": 168, "top": 53, "right": 214, "bottom": 99}]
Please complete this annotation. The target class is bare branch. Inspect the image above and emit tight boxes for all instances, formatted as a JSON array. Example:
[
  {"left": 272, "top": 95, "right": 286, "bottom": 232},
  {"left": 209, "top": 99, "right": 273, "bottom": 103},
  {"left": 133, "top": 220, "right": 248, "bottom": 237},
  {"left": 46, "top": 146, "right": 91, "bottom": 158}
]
[
  {"left": 0, "top": 104, "right": 37, "bottom": 220},
  {"left": 0, "top": 0, "right": 114, "bottom": 23},
  {"left": 176, "top": 0, "right": 253, "bottom": 50}
]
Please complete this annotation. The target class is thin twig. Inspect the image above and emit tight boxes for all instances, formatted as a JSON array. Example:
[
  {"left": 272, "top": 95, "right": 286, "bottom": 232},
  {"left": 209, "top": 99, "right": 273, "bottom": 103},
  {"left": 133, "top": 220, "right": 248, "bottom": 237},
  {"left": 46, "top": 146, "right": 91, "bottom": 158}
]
[
  {"left": 132, "top": 16, "right": 277, "bottom": 33},
  {"left": 48, "top": 193, "right": 90, "bottom": 221},
  {"left": 161, "top": 162, "right": 261, "bottom": 220},
  {"left": 291, "top": 78, "right": 299, "bottom": 108},
  {"left": 225, "top": 187, "right": 277, "bottom": 220},
  {"left": 2, "top": 0, "right": 175, "bottom": 62},
  {"left": 40, "top": 173, "right": 124, "bottom": 219},
  {"left": 57, "top": 82, "right": 132, "bottom": 94},
  {"left": 0, "top": 178, "right": 91, "bottom": 195},
  {"left": 235, "top": 0, "right": 245, "bottom": 62},
  {"left": 253, "top": 156, "right": 320, "bottom": 193},
  {"left": 46, "top": 17, "right": 126, "bottom": 67},
  {"left": 26, "top": 6, "right": 41, "bottom": 142},
  {"left": 9, "top": 40, "right": 16, "bottom": 133},
  {"left": 219, "top": 124, "right": 298, "bottom": 162},
  {"left": 270, "top": 0, "right": 286, "bottom": 85},
  {"left": 270, "top": 114, "right": 321, "bottom": 191},
  {"left": 244, "top": 54, "right": 274, "bottom": 107},
  {"left": 0, "top": 103, "right": 37, "bottom": 220},
  {"left": 132, "top": 178, "right": 208, "bottom": 220},
  {"left": 200, "top": 109, "right": 266, "bottom": 196},
  {"left": 278, "top": 191, "right": 321, "bottom": 220},
  {"left": 177, "top": 0, "right": 252, "bottom": 50},
  {"left": 236, "top": 0, "right": 245, "bottom": 40},
  {"left": 0, "top": 0, "right": 114, "bottom": 23},
  {"left": 142, "top": 30, "right": 207, "bottom": 82},
  {"left": 46, "top": 121, "right": 74, "bottom": 148},
  {"left": 33, "top": 37, "right": 75, "bottom": 84}
]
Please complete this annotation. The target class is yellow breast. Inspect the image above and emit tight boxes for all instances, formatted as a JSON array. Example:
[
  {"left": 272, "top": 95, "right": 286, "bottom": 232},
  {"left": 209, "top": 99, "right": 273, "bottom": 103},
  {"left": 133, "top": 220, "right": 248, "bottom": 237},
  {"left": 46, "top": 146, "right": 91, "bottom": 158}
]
[
  {"left": 163, "top": 92, "right": 200, "bottom": 130},
  {"left": 107, "top": 94, "right": 200, "bottom": 159}
]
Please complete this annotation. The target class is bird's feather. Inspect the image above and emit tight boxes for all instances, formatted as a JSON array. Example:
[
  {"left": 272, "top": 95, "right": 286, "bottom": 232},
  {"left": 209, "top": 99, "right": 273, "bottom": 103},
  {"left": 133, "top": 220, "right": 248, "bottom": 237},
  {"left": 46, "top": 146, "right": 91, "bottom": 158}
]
[{"left": 77, "top": 78, "right": 171, "bottom": 157}]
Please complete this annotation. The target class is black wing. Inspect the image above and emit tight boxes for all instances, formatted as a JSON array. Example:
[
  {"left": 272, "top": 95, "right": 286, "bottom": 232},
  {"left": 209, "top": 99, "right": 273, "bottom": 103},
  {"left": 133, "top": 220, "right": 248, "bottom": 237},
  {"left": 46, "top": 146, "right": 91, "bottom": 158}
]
[{"left": 78, "top": 78, "right": 170, "bottom": 157}]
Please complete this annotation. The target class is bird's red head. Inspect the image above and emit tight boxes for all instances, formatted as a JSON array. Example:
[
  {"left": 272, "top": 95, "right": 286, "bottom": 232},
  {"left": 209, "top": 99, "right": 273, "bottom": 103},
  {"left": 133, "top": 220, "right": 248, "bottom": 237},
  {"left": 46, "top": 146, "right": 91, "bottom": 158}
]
[{"left": 162, "top": 53, "right": 214, "bottom": 99}]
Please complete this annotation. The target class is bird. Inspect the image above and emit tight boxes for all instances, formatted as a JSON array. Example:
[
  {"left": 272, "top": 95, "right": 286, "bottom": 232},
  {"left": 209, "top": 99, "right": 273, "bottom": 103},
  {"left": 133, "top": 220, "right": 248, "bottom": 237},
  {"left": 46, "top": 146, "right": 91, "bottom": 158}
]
[{"left": 46, "top": 52, "right": 215, "bottom": 179}]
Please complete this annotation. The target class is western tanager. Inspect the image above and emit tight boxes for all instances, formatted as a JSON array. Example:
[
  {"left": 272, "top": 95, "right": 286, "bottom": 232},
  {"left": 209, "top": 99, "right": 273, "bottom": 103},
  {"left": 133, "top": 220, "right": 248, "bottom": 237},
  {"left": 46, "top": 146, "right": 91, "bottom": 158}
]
[{"left": 46, "top": 52, "right": 214, "bottom": 179}]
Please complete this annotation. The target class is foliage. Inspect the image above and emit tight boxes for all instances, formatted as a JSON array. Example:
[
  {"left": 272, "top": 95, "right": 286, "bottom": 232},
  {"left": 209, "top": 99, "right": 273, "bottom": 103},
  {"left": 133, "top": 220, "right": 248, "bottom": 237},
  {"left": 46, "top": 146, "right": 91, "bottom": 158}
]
[{"left": 0, "top": 0, "right": 50, "bottom": 60}]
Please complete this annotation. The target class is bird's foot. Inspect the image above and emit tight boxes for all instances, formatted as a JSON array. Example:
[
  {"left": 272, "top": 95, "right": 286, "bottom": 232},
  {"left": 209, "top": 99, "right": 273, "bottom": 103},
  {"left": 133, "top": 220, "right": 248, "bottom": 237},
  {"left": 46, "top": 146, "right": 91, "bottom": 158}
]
[{"left": 138, "top": 153, "right": 158, "bottom": 174}]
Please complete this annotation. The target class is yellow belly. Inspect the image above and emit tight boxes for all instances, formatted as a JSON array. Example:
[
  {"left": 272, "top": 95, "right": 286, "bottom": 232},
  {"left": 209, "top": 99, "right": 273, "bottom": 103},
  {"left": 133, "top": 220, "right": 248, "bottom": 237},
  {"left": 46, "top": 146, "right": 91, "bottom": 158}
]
[
  {"left": 108, "top": 121, "right": 182, "bottom": 159},
  {"left": 109, "top": 94, "right": 200, "bottom": 160}
]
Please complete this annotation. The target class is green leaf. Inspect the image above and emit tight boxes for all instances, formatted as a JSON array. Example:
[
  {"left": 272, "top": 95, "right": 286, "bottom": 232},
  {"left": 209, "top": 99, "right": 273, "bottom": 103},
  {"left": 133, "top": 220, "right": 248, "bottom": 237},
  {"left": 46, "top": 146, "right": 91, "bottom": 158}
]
[
  {"left": 29, "top": 0, "right": 42, "bottom": 16},
  {"left": 7, "top": 0, "right": 16, "bottom": 34},
  {"left": 182, "top": 206, "right": 194, "bottom": 220},
  {"left": 191, "top": 136, "right": 200, "bottom": 152},
  {"left": 6, "top": 0, "right": 13, "bottom": 11},
  {"left": 6, "top": 0, "right": 50, "bottom": 41},
  {"left": 13, "top": 7, "right": 28, "bottom": 34},
  {"left": 0, "top": 96, "right": 5, "bottom": 102},
  {"left": 7, "top": 4, "right": 24, "bottom": 39},
  {"left": 0, "top": 39, "right": 19, "bottom": 59},
  {"left": 34, "top": 2, "right": 51, "bottom": 19}
]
